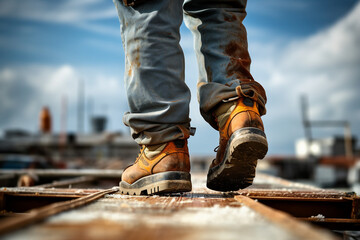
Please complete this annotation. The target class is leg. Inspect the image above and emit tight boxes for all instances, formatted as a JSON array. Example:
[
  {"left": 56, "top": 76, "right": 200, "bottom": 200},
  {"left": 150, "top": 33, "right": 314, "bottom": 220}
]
[
  {"left": 183, "top": 0, "right": 268, "bottom": 191},
  {"left": 114, "top": 0, "right": 191, "bottom": 146},
  {"left": 113, "top": 0, "right": 192, "bottom": 195}
]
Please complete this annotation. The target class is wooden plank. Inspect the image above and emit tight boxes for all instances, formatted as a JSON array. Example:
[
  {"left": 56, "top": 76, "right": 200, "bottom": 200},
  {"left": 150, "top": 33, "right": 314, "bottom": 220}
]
[
  {"left": 1, "top": 173, "right": 338, "bottom": 240},
  {"left": 4, "top": 191, "right": 335, "bottom": 240}
]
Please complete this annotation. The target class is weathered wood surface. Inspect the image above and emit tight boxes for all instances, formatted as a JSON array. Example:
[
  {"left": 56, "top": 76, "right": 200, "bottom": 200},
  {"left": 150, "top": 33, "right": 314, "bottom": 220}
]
[{"left": 1, "top": 173, "right": 337, "bottom": 240}]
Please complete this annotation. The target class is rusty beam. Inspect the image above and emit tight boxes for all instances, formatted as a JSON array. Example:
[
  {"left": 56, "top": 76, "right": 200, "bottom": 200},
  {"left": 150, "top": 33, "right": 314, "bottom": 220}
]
[
  {"left": 299, "top": 218, "right": 360, "bottom": 231},
  {"left": 239, "top": 189, "right": 354, "bottom": 198},
  {"left": 0, "top": 187, "right": 105, "bottom": 213},
  {"left": 0, "top": 187, "right": 119, "bottom": 236},
  {"left": 0, "top": 169, "right": 122, "bottom": 179},
  {"left": 237, "top": 189, "right": 360, "bottom": 230},
  {"left": 1, "top": 169, "right": 121, "bottom": 188},
  {"left": 34, "top": 176, "right": 96, "bottom": 188},
  {"left": 0, "top": 187, "right": 103, "bottom": 197},
  {"left": 238, "top": 190, "right": 359, "bottom": 219},
  {"left": 235, "top": 195, "right": 337, "bottom": 240}
]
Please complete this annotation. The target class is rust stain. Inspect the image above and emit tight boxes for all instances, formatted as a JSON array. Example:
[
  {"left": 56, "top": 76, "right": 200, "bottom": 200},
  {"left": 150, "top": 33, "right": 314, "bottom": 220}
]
[
  {"left": 223, "top": 41, "right": 252, "bottom": 79},
  {"left": 224, "top": 41, "right": 249, "bottom": 59},
  {"left": 134, "top": 45, "right": 141, "bottom": 68},
  {"left": 224, "top": 13, "right": 237, "bottom": 22},
  {"left": 127, "top": 45, "right": 141, "bottom": 77}
]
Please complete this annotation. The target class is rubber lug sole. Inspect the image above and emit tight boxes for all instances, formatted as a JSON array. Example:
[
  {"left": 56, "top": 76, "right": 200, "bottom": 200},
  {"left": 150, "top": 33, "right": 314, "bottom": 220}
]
[
  {"left": 207, "top": 127, "right": 268, "bottom": 192},
  {"left": 119, "top": 171, "right": 192, "bottom": 196}
]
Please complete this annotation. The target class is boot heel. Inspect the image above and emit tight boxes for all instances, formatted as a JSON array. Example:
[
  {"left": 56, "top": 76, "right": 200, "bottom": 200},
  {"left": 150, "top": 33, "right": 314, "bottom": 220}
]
[{"left": 207, "top": 127, "right": 268, "bottom": 191}]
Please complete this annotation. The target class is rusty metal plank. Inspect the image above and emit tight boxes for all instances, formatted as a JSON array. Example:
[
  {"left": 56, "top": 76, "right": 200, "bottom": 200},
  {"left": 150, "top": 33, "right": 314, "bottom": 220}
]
[
  {"left": 2, "top": 194, "right": 79, "bottom": 213},
  {"left": 0, "top": 187, "right": 119, "bottom": 236},
  {"left": 238, "top": 189, "right": 355, "bottom": 199},
  {"left": 0, "top": 187, "right": 104, "bottom": 196},
  {"left": 234, "top": 195, "right": 337, "bottom": 240},
  {"left": 237, "top": 189, "right": 359, "bottom": 221},
  {"left": 298, "top": 218, "right": 360, "bottom": 231},
  {"left": 1, "top": 169, "right": 121, "bottom": 188},
  {"left": 256, "top": 197, "right": 353, "bottom": 219},
  {"left": 0, "top": 187, "right": 105, "bottom": 213},
  {"left": 0, "top": 169, "right": 123, "bottom": 178}
]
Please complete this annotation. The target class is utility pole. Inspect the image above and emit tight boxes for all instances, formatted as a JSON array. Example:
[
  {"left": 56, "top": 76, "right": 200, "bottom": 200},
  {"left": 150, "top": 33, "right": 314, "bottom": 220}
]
[
  {"left": 77, "top": 78, "right": 85, "bottom": 134},
  {"left": 301, "top": 95, "right": 312, "bottom": 142},
  {"left": 300, "top": 95, "right": 353, "bottom": 158}
]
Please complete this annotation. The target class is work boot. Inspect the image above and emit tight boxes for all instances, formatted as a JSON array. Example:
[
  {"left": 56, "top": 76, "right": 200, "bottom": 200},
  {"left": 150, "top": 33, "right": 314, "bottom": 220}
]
[
  {"left": 119, "top": 139, "right": 192, "bottom": 195},
  {"left": 207, "top": 97, "right": 268, "bottom": 191}
]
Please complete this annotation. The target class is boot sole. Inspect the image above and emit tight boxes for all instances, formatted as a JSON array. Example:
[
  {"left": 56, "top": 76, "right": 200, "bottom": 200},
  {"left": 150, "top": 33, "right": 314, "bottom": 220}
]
[
  {"left": 119, "top": 171, "right": 192, "bottom": 195},
  {"left": 207, "top": 127, "right": 268, "bottom": 192}
]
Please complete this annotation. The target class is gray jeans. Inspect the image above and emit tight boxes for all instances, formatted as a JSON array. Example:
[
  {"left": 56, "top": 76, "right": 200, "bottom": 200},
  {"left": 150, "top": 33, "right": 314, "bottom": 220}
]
[{"left": 113, "top": 0, "right": 265, "bottom": 145}]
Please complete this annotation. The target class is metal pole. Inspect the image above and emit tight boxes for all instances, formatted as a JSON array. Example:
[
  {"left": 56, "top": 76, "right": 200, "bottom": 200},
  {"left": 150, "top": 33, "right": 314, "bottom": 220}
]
[
  {"left": 77, "top": 78, "right": 85, "bottom": 133},
  {"left": 301, "top": 95, "right": 313, "bottom": 156},
  {"left": 344, "top": 122, "right": 353, "bottom": 158}
]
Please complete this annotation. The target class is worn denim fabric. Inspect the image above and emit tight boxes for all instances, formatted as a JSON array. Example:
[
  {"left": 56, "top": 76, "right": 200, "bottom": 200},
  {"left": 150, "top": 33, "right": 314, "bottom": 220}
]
[{"left": 113, "top": 0, "right": 265, "bottom": 145}]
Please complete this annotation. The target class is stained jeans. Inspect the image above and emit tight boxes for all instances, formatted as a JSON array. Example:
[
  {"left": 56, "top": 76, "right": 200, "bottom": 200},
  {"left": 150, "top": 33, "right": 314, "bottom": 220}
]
[{"left": 113, "top": 0, "right": 266, "bottom": 145}]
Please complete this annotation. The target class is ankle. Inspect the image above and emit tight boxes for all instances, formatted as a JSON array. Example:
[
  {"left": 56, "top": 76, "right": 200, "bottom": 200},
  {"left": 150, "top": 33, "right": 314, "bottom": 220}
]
[
  {"left": 214, "top": 101, "right": 237, "bottom": 129},
  {"left": 215, "top": 98, "right": 264, "bottom": 136},
  {"left": 144, "top": 143, "right": 167, "bottom": 159}
]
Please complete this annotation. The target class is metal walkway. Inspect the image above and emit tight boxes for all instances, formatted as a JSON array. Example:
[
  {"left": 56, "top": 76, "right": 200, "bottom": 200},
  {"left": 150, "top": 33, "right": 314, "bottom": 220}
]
[{"left": 0, "top": 171, "right": 359, "bottom": 239}]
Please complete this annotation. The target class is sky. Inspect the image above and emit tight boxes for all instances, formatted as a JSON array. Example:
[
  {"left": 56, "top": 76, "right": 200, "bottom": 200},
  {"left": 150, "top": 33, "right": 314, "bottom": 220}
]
[{"left": 0, "top": 0, "right": 359, "bottom": 156}]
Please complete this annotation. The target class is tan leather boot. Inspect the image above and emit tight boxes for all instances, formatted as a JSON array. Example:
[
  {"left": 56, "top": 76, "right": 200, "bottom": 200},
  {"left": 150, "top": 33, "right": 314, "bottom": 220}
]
[
  {"left": 207, "top": 97, "right": 268, "bottom": 191},
  {"left": 120, "top": 139, "right": 192, "bottom": 195}
]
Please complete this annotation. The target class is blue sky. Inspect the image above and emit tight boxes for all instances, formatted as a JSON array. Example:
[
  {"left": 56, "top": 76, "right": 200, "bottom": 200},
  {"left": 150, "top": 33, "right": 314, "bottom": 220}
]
[{"left": 0, "top": 0, "right": 359, "bottom": 156}]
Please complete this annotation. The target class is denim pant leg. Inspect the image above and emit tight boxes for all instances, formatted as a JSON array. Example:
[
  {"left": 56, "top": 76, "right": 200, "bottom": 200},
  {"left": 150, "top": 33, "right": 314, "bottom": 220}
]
[
  {"left": 113, "top": 0, "right": 191, "bottom": 145},
  {"left": 183, "top": 0, "right": 266, "bottom": 130}
]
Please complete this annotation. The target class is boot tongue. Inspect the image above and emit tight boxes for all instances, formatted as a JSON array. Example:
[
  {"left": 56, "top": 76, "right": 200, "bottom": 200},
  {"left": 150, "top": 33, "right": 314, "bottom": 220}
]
[
  {"left": 144, "top": 143, "right": 167, "bottom": 159},
  {"left": 214, "top": 101, "right": 237, "bottom": 129}
]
